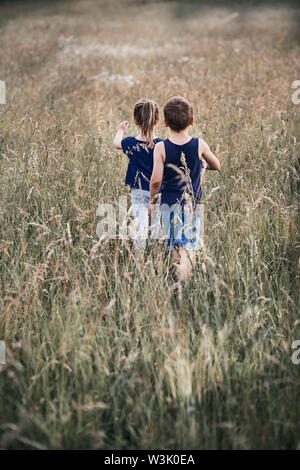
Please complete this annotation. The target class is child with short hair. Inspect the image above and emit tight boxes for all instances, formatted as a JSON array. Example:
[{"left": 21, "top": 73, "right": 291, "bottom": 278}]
[
  {"left": 149, "top": 96, "right": 220, "bottom": 281},
  {"left": 113, "top": 99, "right": 162, "bottom": 256}
]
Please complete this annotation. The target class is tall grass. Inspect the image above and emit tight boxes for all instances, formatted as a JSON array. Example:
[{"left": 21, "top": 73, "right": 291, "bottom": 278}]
[{"left": 0, "top": 0, "right": 299, "bottom": 449}]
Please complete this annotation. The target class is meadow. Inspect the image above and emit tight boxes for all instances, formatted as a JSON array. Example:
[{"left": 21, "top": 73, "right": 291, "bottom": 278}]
[{"left": 0, "top": 0, "right": 299, "bottom": 450}]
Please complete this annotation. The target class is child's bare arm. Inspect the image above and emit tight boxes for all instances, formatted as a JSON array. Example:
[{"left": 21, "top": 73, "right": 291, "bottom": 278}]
[
  {"left": 149, "top": 141, "right": 165, "bottom": 205},
  {"left": 113, "top": 121, "right": 129, "bottom": 149},
  {"left": 199, "top": 139, "right": 221, "bottom": 171}
]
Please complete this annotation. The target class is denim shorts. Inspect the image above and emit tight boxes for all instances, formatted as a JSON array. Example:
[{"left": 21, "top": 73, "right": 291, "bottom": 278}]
[
  {"left": 161, "top": 203, "right": 204, "bottom": 250},
  {"left": 130, "top": 188, "right": 150, "bottom": 250}
]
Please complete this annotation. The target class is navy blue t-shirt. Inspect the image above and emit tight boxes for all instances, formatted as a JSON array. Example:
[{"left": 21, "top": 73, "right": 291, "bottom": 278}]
[
  {"left": 161, "top": 137, "right": 202, "bottom": 207},
  {"left": 121, "top": 136, "right": 163, "bottom": 191}
]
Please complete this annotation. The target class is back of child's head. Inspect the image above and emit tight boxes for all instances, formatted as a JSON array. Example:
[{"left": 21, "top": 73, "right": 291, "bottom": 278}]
[
  {"left": 134, "top": 98, "right": 159, "bottom": 148},
  {"left": 164, "top": 96, "right": 193, "bottom": 132}
]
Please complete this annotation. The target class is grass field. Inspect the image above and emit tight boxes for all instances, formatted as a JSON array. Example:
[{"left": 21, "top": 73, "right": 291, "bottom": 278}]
[{"left": 0, "top": 0, "right": 300, "bottom": 450}]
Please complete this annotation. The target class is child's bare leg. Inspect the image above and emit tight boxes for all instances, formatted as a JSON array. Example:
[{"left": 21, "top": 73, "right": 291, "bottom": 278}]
[
  {"left": 172, "top": 247, "right": 194, "bottom": 281},
  {"left": 187, "top": 249, "right": 196, "bottom": 272}
]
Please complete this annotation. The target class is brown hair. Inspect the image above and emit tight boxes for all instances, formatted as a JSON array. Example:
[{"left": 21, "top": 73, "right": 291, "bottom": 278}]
[
  {"left": 164, "top": 96, "right": 193, "bottom": 132},
  {"left": 134, "top": 98, "right": 159, "bottom": 148}
]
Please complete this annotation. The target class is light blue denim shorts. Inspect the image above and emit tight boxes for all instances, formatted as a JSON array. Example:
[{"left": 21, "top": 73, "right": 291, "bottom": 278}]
[{"left": 161, "top": 203, "right": 203, "bottom": 250}]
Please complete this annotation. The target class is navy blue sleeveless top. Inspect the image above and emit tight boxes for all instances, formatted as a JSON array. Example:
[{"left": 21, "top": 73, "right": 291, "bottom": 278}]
[
  {"left": 121, "top": 136, "right": 163, "bottom": 191},
  {"left": 161, "top": 137, "right": 202, "bottom": 207}
]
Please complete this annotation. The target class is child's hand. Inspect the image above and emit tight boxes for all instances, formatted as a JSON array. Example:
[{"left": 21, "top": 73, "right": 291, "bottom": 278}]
[
  {"left": 117, "top": 121, "right": 129, "bottom": 132},
  {"left": 113, "top": 121, "right": 129, "bottom": 149}
]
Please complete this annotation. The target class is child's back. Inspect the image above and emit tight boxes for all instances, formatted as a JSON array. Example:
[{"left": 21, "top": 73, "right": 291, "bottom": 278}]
[
  {"left": 122, "top": 136, "right": 162, "bottom": 191},
  {"left": 161, "top": 137, "right": 202, "bottom": 207}
]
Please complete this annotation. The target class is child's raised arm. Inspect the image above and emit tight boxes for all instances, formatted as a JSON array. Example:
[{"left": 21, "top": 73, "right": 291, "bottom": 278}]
[
  {"left": 199, "top": 138, "right": 221, "bottom": 171},
  {"left": 113, "top": 121, "right": 129, "bottom": 149}
]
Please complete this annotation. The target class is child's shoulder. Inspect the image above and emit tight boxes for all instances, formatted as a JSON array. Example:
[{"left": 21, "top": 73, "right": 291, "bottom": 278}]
[
  {"left": 121, "top": 136, "right": 137, "bottom": 152},
  {"left": 193, "top": 136, "right": 209, "bottom": 151},
  {"left": 153, "top": 139, "right": 164, "bottom": 150},
  {"left": 191, "top": 136, "right": 204, "bottom": 143},
  {"left": 122, "top": 136, "right": 163, "bottom": 153},
  {"left": 121, "top": 136, "right": 136, "bottom": 145}
]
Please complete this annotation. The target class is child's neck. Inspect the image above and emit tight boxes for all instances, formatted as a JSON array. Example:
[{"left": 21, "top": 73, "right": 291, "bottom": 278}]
[
  {"left": 135, "top": 129, "right": 156, "bottom": 141},
  {"left": 169, "top": 128, "right": 191, "bottom": 145},
  {"left": 135, "top": 133, "right": 147, "bottom": 141}
]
